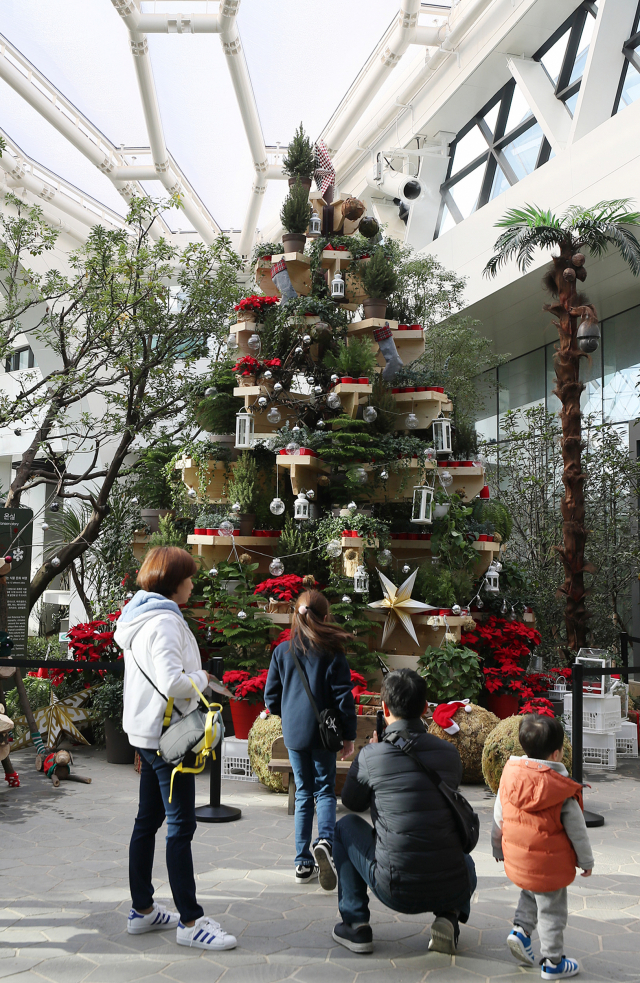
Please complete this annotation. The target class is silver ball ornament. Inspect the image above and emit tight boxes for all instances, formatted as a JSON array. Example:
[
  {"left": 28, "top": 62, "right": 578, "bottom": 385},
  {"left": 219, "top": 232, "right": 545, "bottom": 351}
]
[
  {"left": 257, "top": 396, "right": 268, "bottom": 407},
  {"left": 187, "top": 487, "right": 197, "bottom": 499},
  {"left": 327, "top": 393, "right": 342, "bottom": 410},
  {"left": 405, "top": 413, "right": 420, "bottom": 430},
  {"left": 439, "top": 470, "right": 453, "bottom": 488},
  {"left": 131, "top": 497, "right": 139, "bottom": 505},
  {"left": 231, "top": 501, "right": 241, "bottom": 513},
  {"left": 294, "top": 346, "right": 303, "bottom": 355},
  {"left": 263, "top": 370, "right": 273, "bottom": 380},
  {"left": 218, "top": 520, "right": 234, "bottom": 535},
  {"left": 269, "top": 558, "right": 284, "bottom": 576},
  {"left": 303, "top": 335, "right": 311, "bottom": 345},
  {"left": 306, "top": 489, "right": 315, "bottom": 500},
  {"left": 286, "top": 441, "right": 300, "bottom": 455},
  {"left": 267, "top": 406, "right": 282, "bottom": 424},
  {"left": 452, "top": 604, "right": 461, "bottom": 616},
  {"left": 380, "top": 469, "right": 389, "bottom": 481},
  {"left": 313, "top": 386, "right": 323, "bottom": 396},
  {"left": 274, "top": 382, "right": 283, "bottom": 393},
  {"left": 363, "top": 406, "right": 377, "bottom": 423},
  {"left": 51, "top": 557, "right": 61, "bottom": 568},
  {"left": 205, "top": 386, "right": 217, "bottom": 396},
  {"left": 237, "top": 610, "right": 248, "bottom": 620},
  {"left": 269, "top": 497, "right": 285, "bottom": 515},
  {"left": 402, "top": 564, "right": 411, "bottom": 574},
  {"left": 341, "top": 595, "right": 352, "bottom": 604},
  {"left": 377, "top": 549, "right": 392, "bottom": 567},
  {"left": 327, "top": 539, "right": 342, "bottom": 558},
  {"left": 209, "top": 567, "right": 218, "bottom": 577},
  {"left": 330, "top": 374, "right": 340, "bottom": 384},
  {"left": 41, "top": 522, "right": 49, "bottom": 531}
]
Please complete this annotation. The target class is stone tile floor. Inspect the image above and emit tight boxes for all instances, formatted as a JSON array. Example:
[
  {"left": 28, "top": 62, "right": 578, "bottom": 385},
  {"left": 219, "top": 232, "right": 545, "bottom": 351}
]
[{"left": 1, "top": 746, "right": 640, "bottom": 982}]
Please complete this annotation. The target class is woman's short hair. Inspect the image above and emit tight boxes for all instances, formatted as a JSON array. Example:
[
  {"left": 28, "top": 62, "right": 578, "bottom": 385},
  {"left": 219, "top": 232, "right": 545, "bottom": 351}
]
[{"left": 137, "top": 546, "right": 198, "bottom": 598}]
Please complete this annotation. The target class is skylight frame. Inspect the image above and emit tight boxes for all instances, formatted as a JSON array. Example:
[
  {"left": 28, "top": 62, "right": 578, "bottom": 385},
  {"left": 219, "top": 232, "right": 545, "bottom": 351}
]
[
  {"left": 533, "top": 1, "right": 598, "bottom": 112},
  {"left": 613, "top": 2, "right": 640, "bottom": 114}
]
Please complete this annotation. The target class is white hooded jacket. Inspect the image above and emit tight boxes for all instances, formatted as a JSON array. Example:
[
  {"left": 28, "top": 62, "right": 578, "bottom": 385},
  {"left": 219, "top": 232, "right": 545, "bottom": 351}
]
[{"left": 114, "top": 591, "right": 209, "bottom": 750}]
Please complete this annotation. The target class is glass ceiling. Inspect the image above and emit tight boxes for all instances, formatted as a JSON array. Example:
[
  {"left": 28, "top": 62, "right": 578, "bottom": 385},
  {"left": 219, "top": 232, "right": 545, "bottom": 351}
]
[{"left": 0, "top": 0, "right": 402, "bottom": 231}]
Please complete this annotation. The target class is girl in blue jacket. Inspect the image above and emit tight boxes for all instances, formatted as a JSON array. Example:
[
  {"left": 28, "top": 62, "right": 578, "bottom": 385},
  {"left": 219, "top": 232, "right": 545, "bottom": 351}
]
[{"left": 265, "top": 590, "right": 357, "bottom": 886}]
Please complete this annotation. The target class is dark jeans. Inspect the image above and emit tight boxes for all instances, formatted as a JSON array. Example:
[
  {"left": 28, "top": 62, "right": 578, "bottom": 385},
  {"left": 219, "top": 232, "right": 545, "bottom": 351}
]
[
  {"left": 129, "top": 748, "right": 204, "bottom": 924},
  {"left": 333, "top": 813, "right": 477, "bottom": 926},
  {"left": 288, "top": 748, "right": 337, "bottom": 866}
]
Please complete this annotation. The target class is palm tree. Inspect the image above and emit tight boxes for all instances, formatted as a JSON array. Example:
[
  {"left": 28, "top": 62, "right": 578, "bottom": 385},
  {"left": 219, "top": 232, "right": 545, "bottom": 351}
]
[{"left": 484, "top": 200, "right": 640, "bottom": 651}]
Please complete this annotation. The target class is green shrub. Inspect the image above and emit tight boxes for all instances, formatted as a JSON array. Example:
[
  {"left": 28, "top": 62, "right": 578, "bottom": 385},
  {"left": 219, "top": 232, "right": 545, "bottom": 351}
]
[
  {"left": 282, "top": 123, "right": 315, "bottom": 179},
  {"left": 280, "top": 179, "right": 313, "bottom": 235},
  {"left": 418, "top": 642, "right": 482, "bottom": 703},
  {"left": 360, "top": 247, "right": 398, "bottom": 299}
]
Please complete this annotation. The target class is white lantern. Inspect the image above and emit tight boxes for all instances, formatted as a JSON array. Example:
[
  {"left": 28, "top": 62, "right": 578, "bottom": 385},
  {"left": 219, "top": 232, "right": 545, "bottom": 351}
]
[
  {"left": 309, "top": 211, "right": 321, "bottom": 236},
  {"left": 485, "top": 562, "right": 500, "bottom": 593},
  {"left": 235, "top": 410, "right": 254, "bottom": 449},
  {"left": 294, "top": 492, "right": 310, "bottom": 520},
  {"left": 411, "top": 485, "right": 434, "bottom": 525},
  {"left": 432, "top": 414, "right": 452, "bottom": 456},
  {"left": 354, "top": 565, "right": 370, "bottom": 594},
  {"left": 331, "top": 272, "right": 345, "bottom": 299}
]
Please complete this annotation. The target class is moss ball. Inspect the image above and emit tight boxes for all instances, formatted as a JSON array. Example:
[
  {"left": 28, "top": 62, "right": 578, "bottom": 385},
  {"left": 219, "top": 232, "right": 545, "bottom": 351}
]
[
  {"left": 428, "top": 704, "right": 499, "bottom": 783},
  {"left": 247, "top": 714, "right": 287, "bottom": 793},
  {"left": 482, "top": 715, "right": 573, "bottom": 793}
]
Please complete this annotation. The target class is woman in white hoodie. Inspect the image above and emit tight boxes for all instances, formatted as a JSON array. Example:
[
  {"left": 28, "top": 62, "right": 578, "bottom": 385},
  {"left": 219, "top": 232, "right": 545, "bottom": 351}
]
[{"left": 114, "top": 546, "right": 236, "bottom": 951}]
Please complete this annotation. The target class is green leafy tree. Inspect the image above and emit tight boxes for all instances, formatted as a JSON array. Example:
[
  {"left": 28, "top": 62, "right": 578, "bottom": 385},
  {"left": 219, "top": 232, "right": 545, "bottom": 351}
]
[
  {"left": 200, "top": 560, "right": 271, "bottom": 672},
  {"left": 484, "top": 200, "right": 640, "bottom": 649},
  {"left": 280, "top": 179, "right": 313, "bottom": 235},
  {"left": 282, "top": 123, "right": 315, "bottom": 180}
]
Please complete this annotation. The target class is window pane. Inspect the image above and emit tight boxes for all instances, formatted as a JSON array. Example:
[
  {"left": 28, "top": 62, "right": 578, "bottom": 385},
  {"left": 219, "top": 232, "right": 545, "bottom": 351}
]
[
  {"left": 546, "top": 341, "right": 561, "bottom": 416},
  {"left": 500, "top": 122, "right": 544, "bottom": 180},
  {"left": 617, "top": 59, "right": 640, "bottom": 112},
  {"left": 474, "top": 369, "right": 498, "bottom": 444},
  {"left": 564, "top": 90, "right": 580, "bottom": 117},
  {"left": 438, "top": 204, "right": 456, "bottom": 236},
  {"left": 504, "top": 83, "right": 534, "bottom": 134},
  {"left": 448, "top": 166, "right": 485, "bottom": 220},
  {"left": 541, "top": 30, "right": 570, "bottom": 85},
  {"left": 450, "top": 125, "right": 488, "bottom": 176},
  {"left": 569, "top": 12, "right": 596, "bottom": 85},
  {"left": 483, "top": 102, "right": 500, "bottom": 135},
  {"left": 17, "top": 350, "right": 30, "bottom": 370},
  {"left": 603, "top": 305, "right": 640, "bottom": 423},
  {"left": 489, "top": 163, "right": 511, "bottom": 200},
  {"left": 498, "top": 348, "right": 545, "bottom": 437}
]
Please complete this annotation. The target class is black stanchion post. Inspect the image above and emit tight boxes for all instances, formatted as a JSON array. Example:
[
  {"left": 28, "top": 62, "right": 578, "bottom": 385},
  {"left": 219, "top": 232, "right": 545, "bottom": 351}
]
[
  {"left": 195, "top": 656, "right": 241, "bottom": 824},
  {"left": 621, "top": 632, "right": 629, "bottom": 669},
  {"left": 572, "top": 661, "right": 604, "bottom": 828}
]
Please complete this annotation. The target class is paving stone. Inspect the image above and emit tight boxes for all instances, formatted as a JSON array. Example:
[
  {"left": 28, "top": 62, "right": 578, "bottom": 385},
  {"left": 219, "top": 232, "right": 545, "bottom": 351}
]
[
  {"left": 160, "top": 959, "right": 225, "bottom": 983},
  {"left": 27, "top": 956, "right": 97, "bottom": 983}
]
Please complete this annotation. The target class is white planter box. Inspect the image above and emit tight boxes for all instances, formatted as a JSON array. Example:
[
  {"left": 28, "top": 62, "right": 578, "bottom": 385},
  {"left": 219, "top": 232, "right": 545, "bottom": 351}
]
[
  {"left": 222, "top": 737, "right": 258, "bottom": 782},
  {"left": 563, "top": 692, "right": 621, "bottom": 733},
  {"left": 615, "top": 720, "right": 639, "bottom": 758}
]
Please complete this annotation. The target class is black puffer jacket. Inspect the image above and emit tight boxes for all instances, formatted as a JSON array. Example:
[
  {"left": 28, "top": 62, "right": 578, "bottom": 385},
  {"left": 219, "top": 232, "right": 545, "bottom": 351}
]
[{"left": 341, "top": 718, "right": 469, "bottom": 913}]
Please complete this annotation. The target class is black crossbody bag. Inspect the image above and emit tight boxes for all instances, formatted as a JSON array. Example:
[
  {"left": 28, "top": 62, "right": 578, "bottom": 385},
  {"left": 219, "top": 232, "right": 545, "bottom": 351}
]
[
  {"left": 384, "top": 729, "right": 479, "bottom": 854},
  {"left": 290, "top": 647, "right": 344, "bottom": 753}
]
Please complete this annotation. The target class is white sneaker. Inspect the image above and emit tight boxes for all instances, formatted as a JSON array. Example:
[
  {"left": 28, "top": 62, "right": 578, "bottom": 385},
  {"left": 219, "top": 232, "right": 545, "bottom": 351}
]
[
  {"left": 176, "top": 915, "right": 237, "bottom": 950},
  {"left": 127, "top": 902, "right": 180, "bottom": 934}
]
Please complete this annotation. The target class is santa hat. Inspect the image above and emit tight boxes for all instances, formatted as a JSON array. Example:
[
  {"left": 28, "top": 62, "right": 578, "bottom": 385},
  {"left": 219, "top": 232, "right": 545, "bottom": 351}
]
[{"left": 432, "top": 699, "right": 473, "bottom": 735}]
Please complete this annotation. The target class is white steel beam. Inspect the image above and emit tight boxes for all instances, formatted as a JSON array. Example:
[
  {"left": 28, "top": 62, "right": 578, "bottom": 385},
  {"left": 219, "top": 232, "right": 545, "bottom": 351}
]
[
  {"left": 110, "top": 2, "right": 219, "bottom": 34},
  {"left": 507, "top": 57, "right": 572, "bottom": 152},
  {"left": 569, "top": 0, "right": 638, "bottom": 144}
]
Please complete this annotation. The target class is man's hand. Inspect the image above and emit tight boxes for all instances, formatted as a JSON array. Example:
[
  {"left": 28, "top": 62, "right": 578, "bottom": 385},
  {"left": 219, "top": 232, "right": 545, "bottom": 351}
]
[
  {"left": 340, "top": 741, "right": 355, "bottom": 760},
  {"left": 580, "top": 868, "right": 592, "bottom": 878},
  {"left": 370, "top": 729, "right": 379, "bottom": 744}
]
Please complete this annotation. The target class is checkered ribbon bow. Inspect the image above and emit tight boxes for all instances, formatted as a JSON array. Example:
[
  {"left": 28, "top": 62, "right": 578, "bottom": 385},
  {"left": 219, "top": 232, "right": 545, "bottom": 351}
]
[{"left": 314, "top": 140, "right": 335, "bottom": 197}]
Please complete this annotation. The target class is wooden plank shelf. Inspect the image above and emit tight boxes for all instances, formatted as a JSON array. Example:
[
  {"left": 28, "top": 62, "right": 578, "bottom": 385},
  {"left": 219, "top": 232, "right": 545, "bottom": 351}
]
[
  {"left": 276, "top": 452, "right": 330, "bottom": 496},
  {"left": 331, "top": 380, "right": 373, "bottom": 418}
]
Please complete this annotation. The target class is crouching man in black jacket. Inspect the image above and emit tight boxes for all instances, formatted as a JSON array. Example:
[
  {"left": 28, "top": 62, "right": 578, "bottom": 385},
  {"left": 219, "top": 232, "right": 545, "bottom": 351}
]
[{"left": 332, "top": 669, "right": 476, "bottom": 954}]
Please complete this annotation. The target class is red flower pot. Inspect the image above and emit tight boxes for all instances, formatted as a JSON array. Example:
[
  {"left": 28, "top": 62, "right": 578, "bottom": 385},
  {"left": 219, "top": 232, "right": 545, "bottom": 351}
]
[
  {"left": 358, "top": 377, "right": 369, "bottom": 384},
  {"left": 480, "top": 485, "right": 491, "bottom": 499},
  {"left": 461, "top": 461, "right": 474, "bottom": 467},
  {"left": 404, "top": 387, "right": 416, "bottom": 393},
  {"left": 279, "top": 449, "right": 287, "bottom": 455},
  {"left": 341, "top": 376, "right": 354, "bottom": 384},
  {"left": 410, "top": 324, "right": 421, "bottom": 331},
  {"left": 408, "top": 533, "right": 418, "bottom": 540},
  {"left": 436, "top": 387, "right": 444, "bottom": 393},
  {"left": 416, "top": 386, "right": 427, "bottom": 392},
  {"left": 392, "top": 388, "right": 400, "bottom": 394},
  {"left": 194, "top": 528, "right": 206, "bottom": 535},
  {"left": 487, "top": 694, "right": 520, "bottom": 720},
  {"left": 399, "top": 324, "right": 408, "bottom": 330},
  {"left": 230, "top": 700, "right": 265, "bottom": 739},
  {"left": 206, "top": 528, "right": 217, "bottom": 536},
  {"left": 478, "top": 534, "right": 488, "bottom": 542}
]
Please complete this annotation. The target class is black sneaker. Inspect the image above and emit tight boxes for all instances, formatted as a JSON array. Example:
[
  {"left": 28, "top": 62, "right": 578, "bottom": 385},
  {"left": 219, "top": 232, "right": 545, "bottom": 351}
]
[
  {"left": 313, "top": 839, "right": 337, "bottom": 891},
  {"left": 429, "top": 912, "right": 459, "bottom": 954},
  {"left": 295, "top": 864, "right": 318, "bottom": 882},
  {"left": 332, "top": 922, "right": 373, "bottom": 954}
]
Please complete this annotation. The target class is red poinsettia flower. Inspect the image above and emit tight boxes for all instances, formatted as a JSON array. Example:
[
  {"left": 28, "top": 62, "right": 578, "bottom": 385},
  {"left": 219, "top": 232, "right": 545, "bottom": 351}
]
[{"left": 519, "top": 697, "right": 555, "bottom": 718}]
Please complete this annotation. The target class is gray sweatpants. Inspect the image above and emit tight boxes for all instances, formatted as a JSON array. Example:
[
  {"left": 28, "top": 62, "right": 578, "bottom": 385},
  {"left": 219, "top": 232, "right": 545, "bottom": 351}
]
[{"left": 514, "top": 887, "right": 568, "bottom": 962}]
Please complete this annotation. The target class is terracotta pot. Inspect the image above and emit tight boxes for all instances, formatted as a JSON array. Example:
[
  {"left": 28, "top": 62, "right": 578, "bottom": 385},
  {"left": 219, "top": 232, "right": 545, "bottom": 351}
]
[
  {"left": 487, "top": 693, "right": 520, "bottom": 719},
  {"left": 282, "top": 232, "right": 306, "bottom": 254},
  {"left": 363, "top": 298, "right": 387, "bottom": 319},
  {"left": 288, "top": 176, "right": 312, "bottom": 191},
  {"left": 229, "top": 700, "right": 265, "bottom": 740},
  {"left": 105, "top": 720, "right": 134, "bottom": 765},
  {"left": 238, "top": 513, "right": 256, "bottom": 537}
]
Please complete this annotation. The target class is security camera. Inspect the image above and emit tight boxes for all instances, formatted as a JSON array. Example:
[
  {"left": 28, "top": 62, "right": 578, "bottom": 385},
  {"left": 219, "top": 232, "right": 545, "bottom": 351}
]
[{"left": 367, "top": 157, "right": 421, "bottom": 201}]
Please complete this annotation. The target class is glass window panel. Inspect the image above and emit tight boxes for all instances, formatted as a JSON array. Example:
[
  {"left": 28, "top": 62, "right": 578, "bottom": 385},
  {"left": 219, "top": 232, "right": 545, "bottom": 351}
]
[
  {"left": 504, "top": 83, "right": 534, "bottom": 134},
  {"left": 569, "top": 13, "right": 596, "bottom": 85},
  {"left": 546, "top": 341, "right": 561, "bottom": 417},
  {"left": 603, "top": 305, "right": 640, "bottom": 423},
  {"left": 498, "top": 348, "right": 545, "bottom": 437},
  {"left": 489, "top": 163, "right": 511, "bottom": 200},
  {"left": 448, "top": 166, "right": 485, "bottom": 220},
  {"left": 483, "top": 102, "right": 500, "bottom": 135},
  {"left": 438, "top": 204, "right": 456, "bottom": 236},
  {"left": 500, "top": 122, "right": 544, "bottom": 181},
  {"left": 541, "top": 30, "right": 570, "bottom": 85},
  {"left": 564, "top": 91, "right": 580, "bottom": 117},
  {"left": 474, "top": 369, "right": 498, "bottom": 445},
  {"left": 450, "top": 125, "right": 488, "bottom": 176},
  {"left": 617, "top": 59, "right": 640, "bottom": 112},
  {"left": 17, "top": 350, "right": 29, "bottom": 370}
]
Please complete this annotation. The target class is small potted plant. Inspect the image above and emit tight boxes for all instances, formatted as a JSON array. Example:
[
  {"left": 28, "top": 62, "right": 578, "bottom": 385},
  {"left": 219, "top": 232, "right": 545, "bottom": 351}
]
[
  {"left": 222, "top": 668, "right": 269, "bottom": 739},
  {"left": 232, "top": 355, "right": 261, "bottom": 386},
  {"left": 253, "top": 573, "right": 317, "bottom": 613},
  {"left": 280, "top": 178, "right": 313, "bottom": 254},
  {"left": 323, "top": 337, "right": 378, "bottom": 384},
  {"left": 227, "top": 452, "right": 259, "bottom": 536},
  {"left": 282, "top": 123, "right": 316, "bottom": 191},
  {"left": 92, "top": 677, "right": 134, "bottom": 764},
  {"left": 360, "top": 246, "right": 398, "bottom": 319}
]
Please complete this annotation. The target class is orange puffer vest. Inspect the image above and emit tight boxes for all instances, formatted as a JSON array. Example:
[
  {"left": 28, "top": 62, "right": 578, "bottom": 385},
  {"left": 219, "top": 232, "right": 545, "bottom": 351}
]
[{"left": 500, "top": 757, "right": 583, "bottom": 893}]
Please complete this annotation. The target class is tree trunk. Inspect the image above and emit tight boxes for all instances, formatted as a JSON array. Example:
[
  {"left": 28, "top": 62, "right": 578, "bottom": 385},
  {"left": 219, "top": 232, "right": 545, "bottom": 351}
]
[{"left": 549, "top": 250, "right": 589, "bottom": 650}]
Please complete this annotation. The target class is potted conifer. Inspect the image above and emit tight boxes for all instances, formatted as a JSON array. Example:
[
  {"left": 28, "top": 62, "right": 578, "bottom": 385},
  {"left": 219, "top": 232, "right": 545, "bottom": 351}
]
[
  {"left": 282, "top": 123, "right": 316, "bottom": 191},
  {"left": 280, "top": 178, "right": 312, "bottom": 254},
  {"left": 227, "top": 452, "right": 259, "bottom": 536},
  {"left": 360, "top": 246, "right": 398, "bottom": 319}
]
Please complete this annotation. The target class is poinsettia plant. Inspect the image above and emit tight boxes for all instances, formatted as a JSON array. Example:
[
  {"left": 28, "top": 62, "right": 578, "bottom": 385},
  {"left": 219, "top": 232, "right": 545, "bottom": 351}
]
[
  {"left": 234, "top": 295, "right": 279, "bottom": 313},
  {"left": 30, "top": 615, "right": 123, "bottom": 687},
  {"left": 223, "top": 668, "right": 269, "bottom": 704},
  {"left": 461, "top": 616, "right": 541, "bottom": 699},
  {"left": 519, "top": 697, "right": 555, "bottom": 717},
  {"left": 254, "top": 574, "right": 318, "bottom": 603},
  {"left": 232, "top": 355, "right": 261, "bottom": 375}
]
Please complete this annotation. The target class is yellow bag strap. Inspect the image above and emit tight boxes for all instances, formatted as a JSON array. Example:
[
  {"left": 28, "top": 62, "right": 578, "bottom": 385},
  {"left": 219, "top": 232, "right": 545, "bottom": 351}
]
[{"left": 162, "top": 698, "right": 174, "bottom": 729}]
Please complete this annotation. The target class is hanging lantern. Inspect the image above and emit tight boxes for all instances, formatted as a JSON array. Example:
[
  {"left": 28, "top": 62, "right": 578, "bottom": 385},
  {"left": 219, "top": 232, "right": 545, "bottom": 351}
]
[
  {"left": 432, "top": 414, "right": 452, "bottom": 456},
  {"left": 309, "top": 211, "right": 322, "bottom": 237},
  {"left": 294, "top": 492, "right": 310, "bottom": 520},
  {"left": 576, "top": 317, "right": 600, "bottom": 353},
  {"left": 411, "top": 485, "right": 434, "bottom": 525},
  {"left": 354, "top": 565, "right": 370, "bottom": 594},
  {"left": 331, "top": 272, "right": 345, "bottom": 299},
  {"left": 235, "top": 410, "right": 254, "bottom": 449},
  {"left": 485, "top": 562, "right": 500, "bottom": 593}
]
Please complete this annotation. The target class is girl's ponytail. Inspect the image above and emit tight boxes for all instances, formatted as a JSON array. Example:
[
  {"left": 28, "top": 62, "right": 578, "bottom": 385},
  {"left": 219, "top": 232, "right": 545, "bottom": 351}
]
[{"left": 290, "top": 590, "right": 353, "bottom": 657}]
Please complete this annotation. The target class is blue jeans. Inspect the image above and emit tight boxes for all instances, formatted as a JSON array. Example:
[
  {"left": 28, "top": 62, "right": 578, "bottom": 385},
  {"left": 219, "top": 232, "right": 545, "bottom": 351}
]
[
  {"left": 288, "top": 748, "right": 337, "bottom": 866},
  {"left": 333, "top": 813, "right": 477, "bottom": 925},
  {"left": 129, "top": 748, "right": 204, "bottom": 924}
]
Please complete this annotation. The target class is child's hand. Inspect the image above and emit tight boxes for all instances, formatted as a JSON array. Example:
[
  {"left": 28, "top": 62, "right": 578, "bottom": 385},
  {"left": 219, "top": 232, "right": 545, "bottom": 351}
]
[{"left": 580, "top": 869, "right": 592, "bottom": 877}]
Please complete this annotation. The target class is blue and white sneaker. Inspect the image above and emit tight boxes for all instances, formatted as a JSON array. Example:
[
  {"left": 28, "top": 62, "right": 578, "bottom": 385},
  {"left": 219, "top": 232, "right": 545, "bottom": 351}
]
[
  {"left": 176, "top": 915, "right": 237, "bottom": 950},
  {"left": 127, "top": 902, "right": 180, "bottom": 934},
  {"left": 541, "top": 956, "right": 579, "bottom": 979},
  {"left": 507, "top": 925, "right": 535, "bottom": 966}
]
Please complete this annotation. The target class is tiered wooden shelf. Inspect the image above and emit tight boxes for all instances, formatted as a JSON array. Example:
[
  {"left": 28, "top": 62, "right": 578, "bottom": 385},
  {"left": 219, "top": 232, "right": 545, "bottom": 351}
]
[
  {"left": 392, "top": 389, "right": 453, "bottom": 430},
  {"left": 187, "top": 534, "right": 280, "bottom": 576},
  {"left": 348, "top": 318, "right": 426, "bottom": 366},
  {"left": 388, "top": 537, "right": 502, "bottom": 576},
  {"left": 330, "top": 380, "right": 373, "bottom": 418},
  {"left": 176, "top": 458, "right": 231, "bottom": 503},
  {"left": 276, "top": 451, "right": 330, "bottom": 495}
]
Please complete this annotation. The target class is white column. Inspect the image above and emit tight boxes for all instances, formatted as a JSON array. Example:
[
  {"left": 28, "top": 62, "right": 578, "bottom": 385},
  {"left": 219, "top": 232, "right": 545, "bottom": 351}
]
[{"left": 507, "top": 57, "right": 572, "bottom": 153}]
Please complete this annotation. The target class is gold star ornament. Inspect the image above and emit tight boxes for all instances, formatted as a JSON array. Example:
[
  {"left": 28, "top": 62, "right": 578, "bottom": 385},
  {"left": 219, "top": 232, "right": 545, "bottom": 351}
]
[
  {"left": 11, "top": 686, "right": 94, "bottom": 750},
  {"left": 368, "top": 569, "right": 435, "bottom": 648}
]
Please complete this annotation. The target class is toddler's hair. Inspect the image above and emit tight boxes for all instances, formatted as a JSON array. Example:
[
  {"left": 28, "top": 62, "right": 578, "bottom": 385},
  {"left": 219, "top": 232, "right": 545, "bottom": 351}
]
[
  {"left": 290, "top": 589, "right": 353, "bottom": 656},
  {"left": 519, "top": 713, "right": 565, "bottom": 760}
]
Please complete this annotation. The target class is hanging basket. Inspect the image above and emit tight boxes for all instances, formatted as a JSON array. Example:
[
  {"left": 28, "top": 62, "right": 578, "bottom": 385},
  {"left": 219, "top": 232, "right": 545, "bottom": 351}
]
[{"left": 236, "top": 311, "right": 256, "bottom": 323}]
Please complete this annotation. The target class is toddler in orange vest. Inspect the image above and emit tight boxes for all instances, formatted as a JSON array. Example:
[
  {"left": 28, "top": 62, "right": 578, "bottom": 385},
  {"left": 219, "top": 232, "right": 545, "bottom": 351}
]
[{"left": 492, "top": 714, "right": 594, "bottom": 980}]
